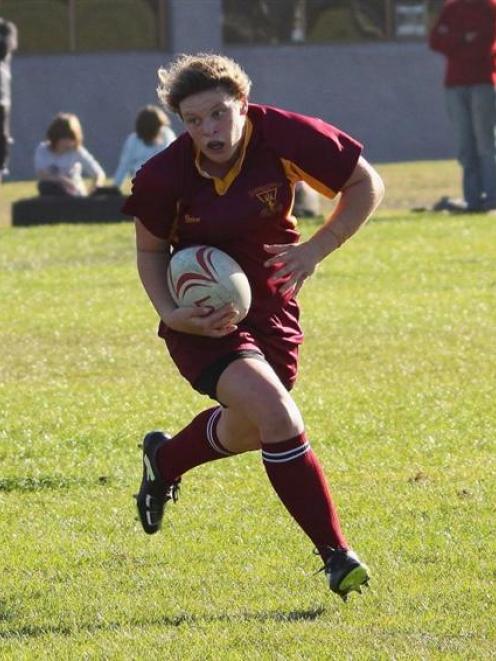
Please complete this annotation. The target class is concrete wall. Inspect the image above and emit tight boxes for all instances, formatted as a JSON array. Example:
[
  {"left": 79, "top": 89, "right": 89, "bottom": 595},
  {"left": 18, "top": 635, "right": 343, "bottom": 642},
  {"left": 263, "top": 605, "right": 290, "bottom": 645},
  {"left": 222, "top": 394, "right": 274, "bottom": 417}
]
[{"left": 8, "top": 41, "right": 452, "bottom": 181}]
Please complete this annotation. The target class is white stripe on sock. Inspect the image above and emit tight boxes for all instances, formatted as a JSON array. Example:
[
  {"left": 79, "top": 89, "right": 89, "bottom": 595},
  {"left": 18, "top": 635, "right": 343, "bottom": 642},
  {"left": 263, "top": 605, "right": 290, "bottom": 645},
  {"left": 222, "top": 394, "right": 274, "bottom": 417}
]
[
  {"left": 206, "top": 407, "right": 231, "bottom": 456},
  {"left": 262, "top": 441, "right": 311, "bottom": 463}
]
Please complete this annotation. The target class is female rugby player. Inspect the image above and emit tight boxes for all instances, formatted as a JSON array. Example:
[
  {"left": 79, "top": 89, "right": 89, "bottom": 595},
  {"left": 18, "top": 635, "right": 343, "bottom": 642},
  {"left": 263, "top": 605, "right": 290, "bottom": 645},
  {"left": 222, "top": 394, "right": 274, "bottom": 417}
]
[{"left": 123, "top": 53, "right": 384, "bottom": 601}]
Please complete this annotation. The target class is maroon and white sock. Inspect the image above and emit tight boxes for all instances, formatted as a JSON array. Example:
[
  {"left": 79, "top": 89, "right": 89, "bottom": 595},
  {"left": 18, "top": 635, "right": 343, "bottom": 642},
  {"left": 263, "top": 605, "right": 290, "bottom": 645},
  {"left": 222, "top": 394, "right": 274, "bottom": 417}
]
[
  {"left": 156, "top": 406, "right": 234, "bottom": 482},
  {"left": 261, "top": 432, "right": 348, "bottom": 560}
]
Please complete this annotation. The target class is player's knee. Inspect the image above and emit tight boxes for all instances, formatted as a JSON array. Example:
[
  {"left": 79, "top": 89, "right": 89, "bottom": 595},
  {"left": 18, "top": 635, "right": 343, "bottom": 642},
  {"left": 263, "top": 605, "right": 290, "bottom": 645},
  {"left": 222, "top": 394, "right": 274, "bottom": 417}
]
[
  {"left": 257, "top": 392, "right": 303, "bottom": 443},
  {"left": 237, "top": 427, "right": 262, "bottom": 452}
]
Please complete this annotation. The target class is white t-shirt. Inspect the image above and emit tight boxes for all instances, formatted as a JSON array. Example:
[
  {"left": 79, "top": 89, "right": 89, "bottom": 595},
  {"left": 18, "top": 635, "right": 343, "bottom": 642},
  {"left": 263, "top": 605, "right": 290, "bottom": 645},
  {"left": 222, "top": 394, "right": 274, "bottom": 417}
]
[
  {"left": 113, "top": 127, "right": 176, "bottom": 187},
  {"left": 34, "top": 141, "right": 105, "bottom": 196}
]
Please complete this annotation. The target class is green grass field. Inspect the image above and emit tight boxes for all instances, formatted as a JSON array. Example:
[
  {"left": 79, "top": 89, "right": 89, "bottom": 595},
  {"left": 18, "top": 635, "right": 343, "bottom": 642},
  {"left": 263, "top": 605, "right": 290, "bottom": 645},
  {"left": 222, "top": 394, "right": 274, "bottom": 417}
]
[{"left": 0, "top": 163, "right": 495, "bottom": 659}]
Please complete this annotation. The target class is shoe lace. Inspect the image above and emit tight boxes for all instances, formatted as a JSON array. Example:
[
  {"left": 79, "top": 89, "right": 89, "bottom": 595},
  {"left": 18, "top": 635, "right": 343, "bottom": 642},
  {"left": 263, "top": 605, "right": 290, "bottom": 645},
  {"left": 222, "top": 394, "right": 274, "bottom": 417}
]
[
  {"left": 313, "top": 546, "right": 349, "bottom": 576},
  {"left": 165, "top": 479, "right": 181, "bottom": 503},
  {"left": 313, "top": 546, "right": 338, "bottom": 576}
]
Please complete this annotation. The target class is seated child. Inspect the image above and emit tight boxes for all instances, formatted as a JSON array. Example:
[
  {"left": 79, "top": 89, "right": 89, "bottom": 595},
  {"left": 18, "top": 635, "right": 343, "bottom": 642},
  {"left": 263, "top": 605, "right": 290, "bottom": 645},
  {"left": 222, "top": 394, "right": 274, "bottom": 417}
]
[
  {"left": 113, "top": 105, "right": 176, "bottom": 189},
  {"left": 34, "top": 113, "right": 105, "bottom": 196}
]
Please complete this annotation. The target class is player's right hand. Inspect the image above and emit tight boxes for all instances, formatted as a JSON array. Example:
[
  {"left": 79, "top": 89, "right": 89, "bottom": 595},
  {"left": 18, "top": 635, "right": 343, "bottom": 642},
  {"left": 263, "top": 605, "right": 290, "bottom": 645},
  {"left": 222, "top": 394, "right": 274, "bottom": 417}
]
[{"left": 163, "top": 303, "right": 239, "bottom": 337}]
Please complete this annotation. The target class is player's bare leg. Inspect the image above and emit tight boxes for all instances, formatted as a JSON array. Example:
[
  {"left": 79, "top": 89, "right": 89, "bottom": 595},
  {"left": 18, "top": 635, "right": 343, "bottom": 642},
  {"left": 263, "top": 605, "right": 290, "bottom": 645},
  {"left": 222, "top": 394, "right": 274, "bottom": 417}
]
[
  {"left": 135, "top": 355, "right": 369, "bottom": 599},
  {"left": 216, "top": 406, "right": 260, "bottom": 453},
  {"left": 216, "top": 358, "right": 304, "bottom": 445},
  {"left": 216, "top": 358, "right": 370, "bottom": 600}
]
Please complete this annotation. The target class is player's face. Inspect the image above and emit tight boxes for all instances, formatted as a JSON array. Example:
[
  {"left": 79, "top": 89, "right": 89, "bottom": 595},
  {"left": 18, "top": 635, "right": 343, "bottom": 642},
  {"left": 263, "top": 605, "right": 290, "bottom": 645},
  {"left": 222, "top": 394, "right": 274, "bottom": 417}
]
[{"left": 179, "top": 88, "right": 248, "bottom": 168}]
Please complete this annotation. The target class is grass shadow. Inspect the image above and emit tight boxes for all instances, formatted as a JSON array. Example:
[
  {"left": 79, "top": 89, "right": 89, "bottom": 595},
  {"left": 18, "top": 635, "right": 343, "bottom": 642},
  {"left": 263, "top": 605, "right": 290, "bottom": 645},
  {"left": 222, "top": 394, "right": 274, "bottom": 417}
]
[
  {"left": 0, "top": 475, "right": 111, "bottom": 492},
  {"left": 0, "top": 608, "right": 327, "bottom": 640}
]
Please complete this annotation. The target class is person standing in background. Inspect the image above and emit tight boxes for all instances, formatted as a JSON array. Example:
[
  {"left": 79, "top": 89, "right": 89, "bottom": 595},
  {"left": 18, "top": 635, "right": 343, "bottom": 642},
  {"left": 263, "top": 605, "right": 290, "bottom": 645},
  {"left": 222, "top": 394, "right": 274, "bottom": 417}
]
[
  {"left": 429, "top": 0, "right": 496, "bottom": 212},
  {"left": 0, "top": 16, "right": 17, "bottom": 183}
]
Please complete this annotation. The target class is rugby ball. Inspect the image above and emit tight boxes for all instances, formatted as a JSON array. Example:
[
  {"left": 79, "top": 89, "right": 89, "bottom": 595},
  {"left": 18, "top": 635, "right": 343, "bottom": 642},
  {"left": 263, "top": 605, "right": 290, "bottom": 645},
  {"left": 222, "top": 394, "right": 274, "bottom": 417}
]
[{"left": 167, "top": 245, "right": 251, "bottom": 323}]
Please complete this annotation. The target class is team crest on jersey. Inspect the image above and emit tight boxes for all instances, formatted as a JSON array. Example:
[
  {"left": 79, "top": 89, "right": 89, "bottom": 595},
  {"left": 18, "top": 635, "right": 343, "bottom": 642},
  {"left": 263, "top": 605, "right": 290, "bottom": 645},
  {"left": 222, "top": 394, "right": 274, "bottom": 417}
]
[{"left": 250, "top": 183, "right": 283, "bottom": 217}]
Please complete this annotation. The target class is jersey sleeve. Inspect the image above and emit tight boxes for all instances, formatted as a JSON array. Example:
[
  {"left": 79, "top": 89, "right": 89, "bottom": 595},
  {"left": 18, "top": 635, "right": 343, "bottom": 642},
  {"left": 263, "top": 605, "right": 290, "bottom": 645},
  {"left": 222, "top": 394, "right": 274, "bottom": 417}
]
[
  {"left": 258, "top": 105, "right": 362, "bottom": 199},
  {"left": 121, "top": 149, "right": 180, "bottom": 240}
]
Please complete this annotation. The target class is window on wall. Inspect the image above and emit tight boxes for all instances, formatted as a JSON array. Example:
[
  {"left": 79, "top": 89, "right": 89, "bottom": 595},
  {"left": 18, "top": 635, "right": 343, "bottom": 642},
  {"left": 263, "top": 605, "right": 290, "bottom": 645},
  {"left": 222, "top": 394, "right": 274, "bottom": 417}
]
[
  {"left": 0, "top": 0, "right": 169, "bottom": 53},
  {"left": 223, "top": 0, "right": 444, "bottom": 45}
]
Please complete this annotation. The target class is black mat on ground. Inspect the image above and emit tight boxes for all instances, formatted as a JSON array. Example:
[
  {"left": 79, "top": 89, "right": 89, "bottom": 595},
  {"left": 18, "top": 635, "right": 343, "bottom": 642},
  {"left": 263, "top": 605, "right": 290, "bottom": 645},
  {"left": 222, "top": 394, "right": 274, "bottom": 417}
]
[{"left": 12, "top": 195, "right": 130, "bottom": 226}]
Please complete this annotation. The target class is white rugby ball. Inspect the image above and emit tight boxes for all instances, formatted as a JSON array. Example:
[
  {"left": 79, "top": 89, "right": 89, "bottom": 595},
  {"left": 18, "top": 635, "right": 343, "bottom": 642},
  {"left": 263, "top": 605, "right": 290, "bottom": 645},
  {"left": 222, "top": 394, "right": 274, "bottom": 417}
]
[{"left": 167, "top": 245, "right": 252, "bottom": 323}]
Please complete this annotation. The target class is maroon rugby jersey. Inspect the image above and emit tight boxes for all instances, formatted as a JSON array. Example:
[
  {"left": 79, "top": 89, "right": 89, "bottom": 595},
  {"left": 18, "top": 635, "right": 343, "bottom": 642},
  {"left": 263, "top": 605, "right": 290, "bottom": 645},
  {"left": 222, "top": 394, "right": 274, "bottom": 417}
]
[{"left": 123, "top": 104, "right": 362, "bottom": 353}]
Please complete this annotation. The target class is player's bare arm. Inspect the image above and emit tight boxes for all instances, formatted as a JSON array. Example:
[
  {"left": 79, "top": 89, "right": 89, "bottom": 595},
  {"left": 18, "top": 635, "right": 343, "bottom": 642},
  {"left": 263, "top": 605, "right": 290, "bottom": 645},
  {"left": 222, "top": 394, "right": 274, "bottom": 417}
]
[
  {"left": 135, "top": 218, "right": 238, "bottom": 336},
  {"left": 265, "top": 156, "right": 384, "bottom": 295}
]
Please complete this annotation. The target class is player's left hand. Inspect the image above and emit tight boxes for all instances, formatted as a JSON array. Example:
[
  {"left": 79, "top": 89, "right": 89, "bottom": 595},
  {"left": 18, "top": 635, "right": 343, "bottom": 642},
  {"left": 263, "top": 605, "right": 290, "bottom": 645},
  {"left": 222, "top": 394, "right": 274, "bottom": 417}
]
[{"left": 264, "top": 242, "right": 321, "bottom": 296}]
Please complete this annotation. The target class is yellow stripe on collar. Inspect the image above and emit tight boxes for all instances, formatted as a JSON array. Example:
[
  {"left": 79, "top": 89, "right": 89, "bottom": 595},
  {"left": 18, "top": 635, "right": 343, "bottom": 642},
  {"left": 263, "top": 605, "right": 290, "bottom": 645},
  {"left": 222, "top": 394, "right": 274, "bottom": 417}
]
[{"left": 194, "top": 118, "right": 253, "bottom": 196}]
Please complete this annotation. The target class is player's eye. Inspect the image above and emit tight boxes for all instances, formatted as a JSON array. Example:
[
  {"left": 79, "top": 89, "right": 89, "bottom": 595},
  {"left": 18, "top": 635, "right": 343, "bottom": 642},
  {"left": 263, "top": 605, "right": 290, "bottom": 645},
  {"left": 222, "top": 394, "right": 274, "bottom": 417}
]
[
  {"left": 185, "top": 117, "right": 201, "bottom": 127},
  {"left": 212, "top": 109, "right": 225, "bottom": 120}
]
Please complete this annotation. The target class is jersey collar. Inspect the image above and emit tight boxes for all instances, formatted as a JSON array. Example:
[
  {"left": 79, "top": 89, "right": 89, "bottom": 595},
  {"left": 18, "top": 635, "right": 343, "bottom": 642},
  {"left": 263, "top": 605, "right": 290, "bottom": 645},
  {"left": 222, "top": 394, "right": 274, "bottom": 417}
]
[{"left": 194, "top": 117, "right": 253, "bottom": 195}]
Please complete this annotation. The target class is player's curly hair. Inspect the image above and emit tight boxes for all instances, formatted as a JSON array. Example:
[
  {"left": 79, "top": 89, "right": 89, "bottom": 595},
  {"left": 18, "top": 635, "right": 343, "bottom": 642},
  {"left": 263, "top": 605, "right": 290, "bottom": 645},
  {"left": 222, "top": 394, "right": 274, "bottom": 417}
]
[{"left": 157, "top": 53, "right": 252, "bottom": 115}]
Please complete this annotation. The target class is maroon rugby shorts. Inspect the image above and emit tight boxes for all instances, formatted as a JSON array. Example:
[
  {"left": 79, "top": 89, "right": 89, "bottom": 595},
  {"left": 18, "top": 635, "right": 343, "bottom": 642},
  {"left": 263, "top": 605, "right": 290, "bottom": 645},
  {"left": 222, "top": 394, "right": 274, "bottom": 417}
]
[{"left": 161, "top": 325, "right": 300, "bottom": 398}]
